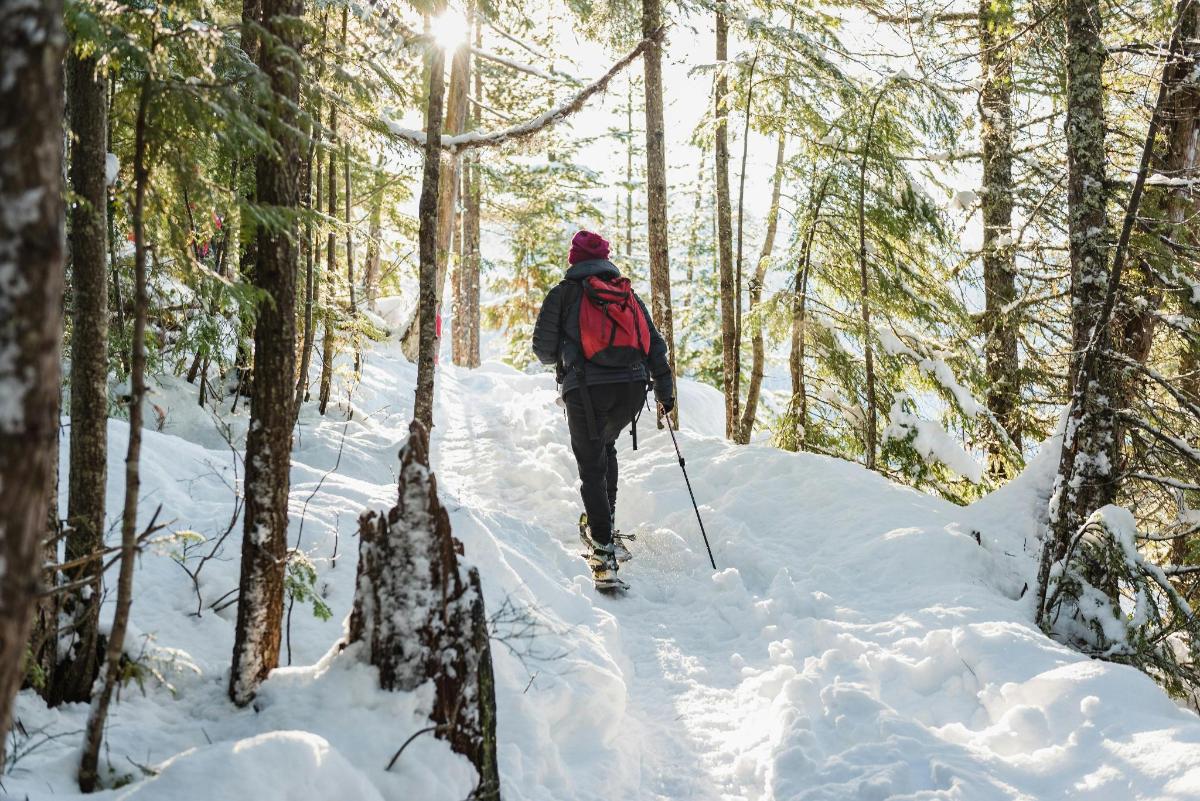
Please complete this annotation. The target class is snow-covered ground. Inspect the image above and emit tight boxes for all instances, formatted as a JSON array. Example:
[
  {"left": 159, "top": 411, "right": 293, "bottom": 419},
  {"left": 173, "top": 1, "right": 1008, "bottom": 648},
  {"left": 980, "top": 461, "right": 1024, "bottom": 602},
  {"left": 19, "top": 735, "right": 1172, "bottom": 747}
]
[{"left": 9, "top": 338, "right": 1200, "bottom": 800}]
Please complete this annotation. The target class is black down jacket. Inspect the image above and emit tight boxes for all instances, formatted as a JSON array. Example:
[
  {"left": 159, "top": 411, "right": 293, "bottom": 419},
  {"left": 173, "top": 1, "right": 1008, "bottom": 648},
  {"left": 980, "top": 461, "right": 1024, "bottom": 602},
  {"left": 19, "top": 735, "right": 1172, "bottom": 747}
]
[{"left": 531, "top": 258, "right": 674, "bottom": 404}]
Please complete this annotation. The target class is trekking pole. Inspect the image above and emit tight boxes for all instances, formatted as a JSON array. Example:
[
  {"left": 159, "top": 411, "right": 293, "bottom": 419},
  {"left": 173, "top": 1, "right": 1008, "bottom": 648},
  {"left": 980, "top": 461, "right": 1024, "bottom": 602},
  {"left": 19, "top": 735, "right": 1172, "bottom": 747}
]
[{"left": 660, "top": 405, "right": 718, "bottom": 571}]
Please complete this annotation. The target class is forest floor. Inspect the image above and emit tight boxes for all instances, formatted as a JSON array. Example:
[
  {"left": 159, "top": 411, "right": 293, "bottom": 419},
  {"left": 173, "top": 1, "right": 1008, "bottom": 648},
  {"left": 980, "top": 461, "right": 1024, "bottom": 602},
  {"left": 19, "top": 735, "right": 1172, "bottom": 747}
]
[{"left": 7, "top": 335, "right": 1200, "bottom": 800}]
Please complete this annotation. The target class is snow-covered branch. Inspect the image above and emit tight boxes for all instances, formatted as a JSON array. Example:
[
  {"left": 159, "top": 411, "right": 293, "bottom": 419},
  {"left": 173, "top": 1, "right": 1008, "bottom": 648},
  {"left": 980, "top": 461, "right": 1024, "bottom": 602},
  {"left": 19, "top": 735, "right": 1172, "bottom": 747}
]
[{"left": 383, "top": 25, "right": 666, "bottom": 153}]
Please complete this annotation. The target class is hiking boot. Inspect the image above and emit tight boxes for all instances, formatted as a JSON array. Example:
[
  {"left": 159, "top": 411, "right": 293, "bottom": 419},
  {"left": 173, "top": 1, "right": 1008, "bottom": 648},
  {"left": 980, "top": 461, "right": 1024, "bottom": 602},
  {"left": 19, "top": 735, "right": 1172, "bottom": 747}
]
[{"left": 579, "top": 513, "right": 631, "bottom": 562}]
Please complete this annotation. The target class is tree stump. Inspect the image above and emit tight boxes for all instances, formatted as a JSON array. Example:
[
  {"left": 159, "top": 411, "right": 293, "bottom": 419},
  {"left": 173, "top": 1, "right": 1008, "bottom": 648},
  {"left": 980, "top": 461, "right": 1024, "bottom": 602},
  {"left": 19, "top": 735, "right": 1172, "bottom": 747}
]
[{"left": 348, "top": 420, "right": 499, "bottom": 799}]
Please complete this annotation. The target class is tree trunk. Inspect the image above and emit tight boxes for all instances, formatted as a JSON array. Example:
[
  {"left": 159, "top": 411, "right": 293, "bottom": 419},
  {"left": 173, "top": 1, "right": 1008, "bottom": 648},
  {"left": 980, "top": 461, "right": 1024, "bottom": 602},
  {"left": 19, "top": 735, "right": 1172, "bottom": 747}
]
[
  {"left": 857, "top": 92, "right": 888, "bottom": 471},
  {"left": 414, "top": 43, "right": 448, "bottom": 432},
  {"left": 0, "top": 0, "right": 66, "bottom": 767},
  {"left": 1037, "top": 0, "right": 1113, "bottom": 617},
  {"left": 736, "top": 127, "right": 785, "bottom": 444},
  {"left": 626, "top": 77, "right": 634, "bottom": 262},
  {"left": 59, "top": 49, "right": 109, "bottom": 705},
  {"left": 294, "top": 11, "right": 328, "bottom": 419},
  {"left": 734, "top": 53, "right": 757, "bottom": 420},
  {"left": 401, "top": 42, "right": 470, "bottom": 362},
  {"left": 341, "top": 7, "right": 360, "bottom": 378},
  {"left": 786, "top": 171, "right": 831, "bottom": 453},
  {"left": 229, "top": 0, "right": 302, "bottom": 706},
  {"left": 715, "top": 12, "right": 738, "bottom": 439},
  {"left": 466, "top": 20, "right": 483, "bottom": 369},
  {"left": 78, "top": 74, "right": 151, "bottom": 793},
  {"left": 643, "top": 0, "right": 676, "bottom": 425},
  {"left": 1149, "top": 0, "right": 1200, "bottom": 564},
  {"left": 452, "top": 170, "right": 466, "bottom": 365},
  {"left": 364, "top": 156, "right": 384, "bottom": 312},
  {"left": 346, "top": 421, "right": 499, "bottom": 797},
  {"left": 318, "top": 99, "right": 337, "bottom": 415},
  {"left": 980, "top": 0, "right": 1022, "bottom": 478}
]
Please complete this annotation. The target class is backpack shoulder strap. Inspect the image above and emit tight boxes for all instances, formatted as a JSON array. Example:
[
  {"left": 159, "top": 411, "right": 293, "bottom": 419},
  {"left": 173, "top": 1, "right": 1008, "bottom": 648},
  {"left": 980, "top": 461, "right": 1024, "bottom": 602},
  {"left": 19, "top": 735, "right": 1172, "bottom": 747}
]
[{"left": 558, "top": 278, "right": 583, "bottom": 329}]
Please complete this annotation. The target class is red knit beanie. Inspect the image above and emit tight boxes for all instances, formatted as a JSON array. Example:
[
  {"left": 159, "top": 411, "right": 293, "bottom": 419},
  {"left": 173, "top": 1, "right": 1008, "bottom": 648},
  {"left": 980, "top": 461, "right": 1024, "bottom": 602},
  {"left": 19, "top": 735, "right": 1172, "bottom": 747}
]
[{"left": 568, "top": 230, "right": 610, "bottom": 265}]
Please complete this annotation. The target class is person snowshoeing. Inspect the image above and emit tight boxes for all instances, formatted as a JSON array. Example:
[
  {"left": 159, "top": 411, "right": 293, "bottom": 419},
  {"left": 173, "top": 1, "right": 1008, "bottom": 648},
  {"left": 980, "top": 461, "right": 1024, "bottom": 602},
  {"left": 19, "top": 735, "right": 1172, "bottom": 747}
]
[{"left": 532, "top": 230, "right": 675, "bottom": 590}]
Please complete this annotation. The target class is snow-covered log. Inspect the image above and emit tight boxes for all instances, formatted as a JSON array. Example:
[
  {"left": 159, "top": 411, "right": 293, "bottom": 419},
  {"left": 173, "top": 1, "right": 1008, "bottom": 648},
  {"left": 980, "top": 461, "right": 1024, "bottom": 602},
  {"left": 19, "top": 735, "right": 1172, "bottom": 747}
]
[{"left": 348, "top": 421, "right": 499, "bottom": 798}]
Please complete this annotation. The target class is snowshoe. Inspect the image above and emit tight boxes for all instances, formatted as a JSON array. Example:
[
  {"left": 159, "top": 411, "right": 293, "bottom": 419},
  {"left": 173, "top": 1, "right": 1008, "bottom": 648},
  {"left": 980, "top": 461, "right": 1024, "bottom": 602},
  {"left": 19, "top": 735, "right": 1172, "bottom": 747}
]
[
  {"left": 578, "top": 513, "right": 633, "bottom": 563},
  {"left": 587, "top": 542, "right": 628, "bottom": 593},
  {"left": 579, "top": 515, "right": 628, "bottom": 592}
]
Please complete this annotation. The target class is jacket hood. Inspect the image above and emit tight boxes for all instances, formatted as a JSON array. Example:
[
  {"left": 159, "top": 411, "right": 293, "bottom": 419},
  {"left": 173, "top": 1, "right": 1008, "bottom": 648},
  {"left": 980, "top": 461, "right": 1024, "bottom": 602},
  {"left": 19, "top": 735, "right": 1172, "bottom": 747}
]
[{"left": 565, "top": 259, "right": 620, "bottom": 281}]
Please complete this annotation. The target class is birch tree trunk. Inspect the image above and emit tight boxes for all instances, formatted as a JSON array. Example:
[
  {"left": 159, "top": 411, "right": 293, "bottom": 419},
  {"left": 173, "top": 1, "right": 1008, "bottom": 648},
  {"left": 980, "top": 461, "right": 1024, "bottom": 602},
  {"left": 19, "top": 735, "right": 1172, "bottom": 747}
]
[
  {"left": 736, "top": 128, "right": 785, "bottom": 444},
  {"left": 59, "top": 49, "right": 109, "bottom": 704},
  {"left": 979, "top": 0, "right": 1022, "bottom": 478},
  {"left": 230, "top": 0, "right": 303, "bottom": 706},
  {"left": 0, "top": 0, "right": 66, "bottom": 766},
  {"left": 643, "top": 0, "right": 676, "bottom": 424},
  {"left": 715, "top": 12, "right": 738, "bottom": 439}
]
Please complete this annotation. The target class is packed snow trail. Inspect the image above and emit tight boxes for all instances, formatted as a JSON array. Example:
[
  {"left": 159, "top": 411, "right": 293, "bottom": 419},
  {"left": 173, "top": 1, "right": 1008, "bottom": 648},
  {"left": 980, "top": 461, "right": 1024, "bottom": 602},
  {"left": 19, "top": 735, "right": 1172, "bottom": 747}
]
[{"left": 10, "top": 340, "right": 1200, "bottom": 800}]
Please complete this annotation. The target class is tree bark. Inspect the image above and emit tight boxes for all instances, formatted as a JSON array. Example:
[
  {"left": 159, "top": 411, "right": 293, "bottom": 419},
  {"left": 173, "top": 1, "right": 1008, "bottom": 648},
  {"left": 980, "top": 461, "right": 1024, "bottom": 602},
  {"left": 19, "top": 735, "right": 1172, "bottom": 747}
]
[
  {"left": 466, "top": 20, "right": 483, "bottom": 369},
  {"left": 643, "top": 0, "right": 676, "bottom": 426},
  {"left": 294, "top": 11, "right": 328, "bottom": 419},
  {"left": 980, "top": 0, "right": 1022, "bottom": 478},
  {"left": 318, "top": 98, "right": 337, "bottom": 415},
  {"left": 1037, "top": 0, "right": 1113, "bottom": 617},
  {"left": 715, "top": 12, "right": 738, "bottom": 440},
  {"left": 734, "top": 53, "right": 757, "bottom": 415},
  {"left": 736, "top": 127, "right": 785, "bottom": 444},
  {"left": 59, "top": 49, "right": 109, "bottom": 704},
  {"left": 787, "top": 172, "right": 831, "bottom": 452},
  {"left": 78, "top": 73, "right": 151, "bottom": 793},
  {"left": 414, "top": 43, "right": 448, "bottom": 432},
  {"left": 0, "top": 0, "right": 66, "bottom": 767},
  {"left": 402, "top": 42, "right": 470, "bottom": 362},
  {"left": 341, "top": 7, "right": 360, "bottom": 378},
  {"left": 364, "top": 156, "right": 384, "bottom": 313},
  {"left": 229, "top": 0, "right": 302, "bottom": 706},
  {"left": 857, "top": 91, "right": 888, "bottom": 471}
]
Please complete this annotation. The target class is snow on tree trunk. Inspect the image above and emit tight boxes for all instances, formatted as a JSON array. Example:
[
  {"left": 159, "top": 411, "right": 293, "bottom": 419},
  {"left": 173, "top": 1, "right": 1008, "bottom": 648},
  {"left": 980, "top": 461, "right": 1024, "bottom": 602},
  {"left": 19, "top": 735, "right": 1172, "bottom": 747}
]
[
  {"left": 714, "top": 12, "right": 738, "bottom": 440},
  {"left": 0, "top": 0, "right": 67, "bottom": 767},
  {"left": 347, "top": 421, "right": 500, "bottom": 798},
  {"left": 229, "top": 0, "right": 303, "bottom": 706},
  {"left": 58, "top": 47, "right": 109, "bottom": 705},
  {"left": 1037, "top": 0, "right": 1116, "bottom": 621},
  {"left": 979, "top": 0, "right": 1022, "bottom": 479},
  {"left": 643, "top": 0, "right": 677, "bottom": 425}
]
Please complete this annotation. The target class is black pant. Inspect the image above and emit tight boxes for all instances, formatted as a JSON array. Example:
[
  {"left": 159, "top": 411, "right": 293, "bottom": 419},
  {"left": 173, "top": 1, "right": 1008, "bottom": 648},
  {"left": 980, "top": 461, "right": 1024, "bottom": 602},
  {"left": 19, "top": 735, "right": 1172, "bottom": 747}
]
[{"left": 564, "top": 382, "right": 647, "bottom": 546}]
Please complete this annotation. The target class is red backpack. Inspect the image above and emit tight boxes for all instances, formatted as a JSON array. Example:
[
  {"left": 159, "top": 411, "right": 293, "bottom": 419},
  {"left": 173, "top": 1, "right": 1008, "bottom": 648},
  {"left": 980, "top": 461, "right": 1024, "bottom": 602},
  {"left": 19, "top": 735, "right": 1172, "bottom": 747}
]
[{"left": 577, "top": 275, "right": 651, "bottom": 367}]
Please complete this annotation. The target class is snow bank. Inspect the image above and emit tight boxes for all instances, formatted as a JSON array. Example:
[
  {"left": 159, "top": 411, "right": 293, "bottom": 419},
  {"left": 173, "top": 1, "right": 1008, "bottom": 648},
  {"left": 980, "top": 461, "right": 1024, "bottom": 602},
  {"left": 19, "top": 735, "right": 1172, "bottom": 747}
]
[
  {"left": 115, "top": 731, "right": 384, "bottom": 801},
  {"left": 11, "top": 341, "right": 1200, "bottom": 800}
]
